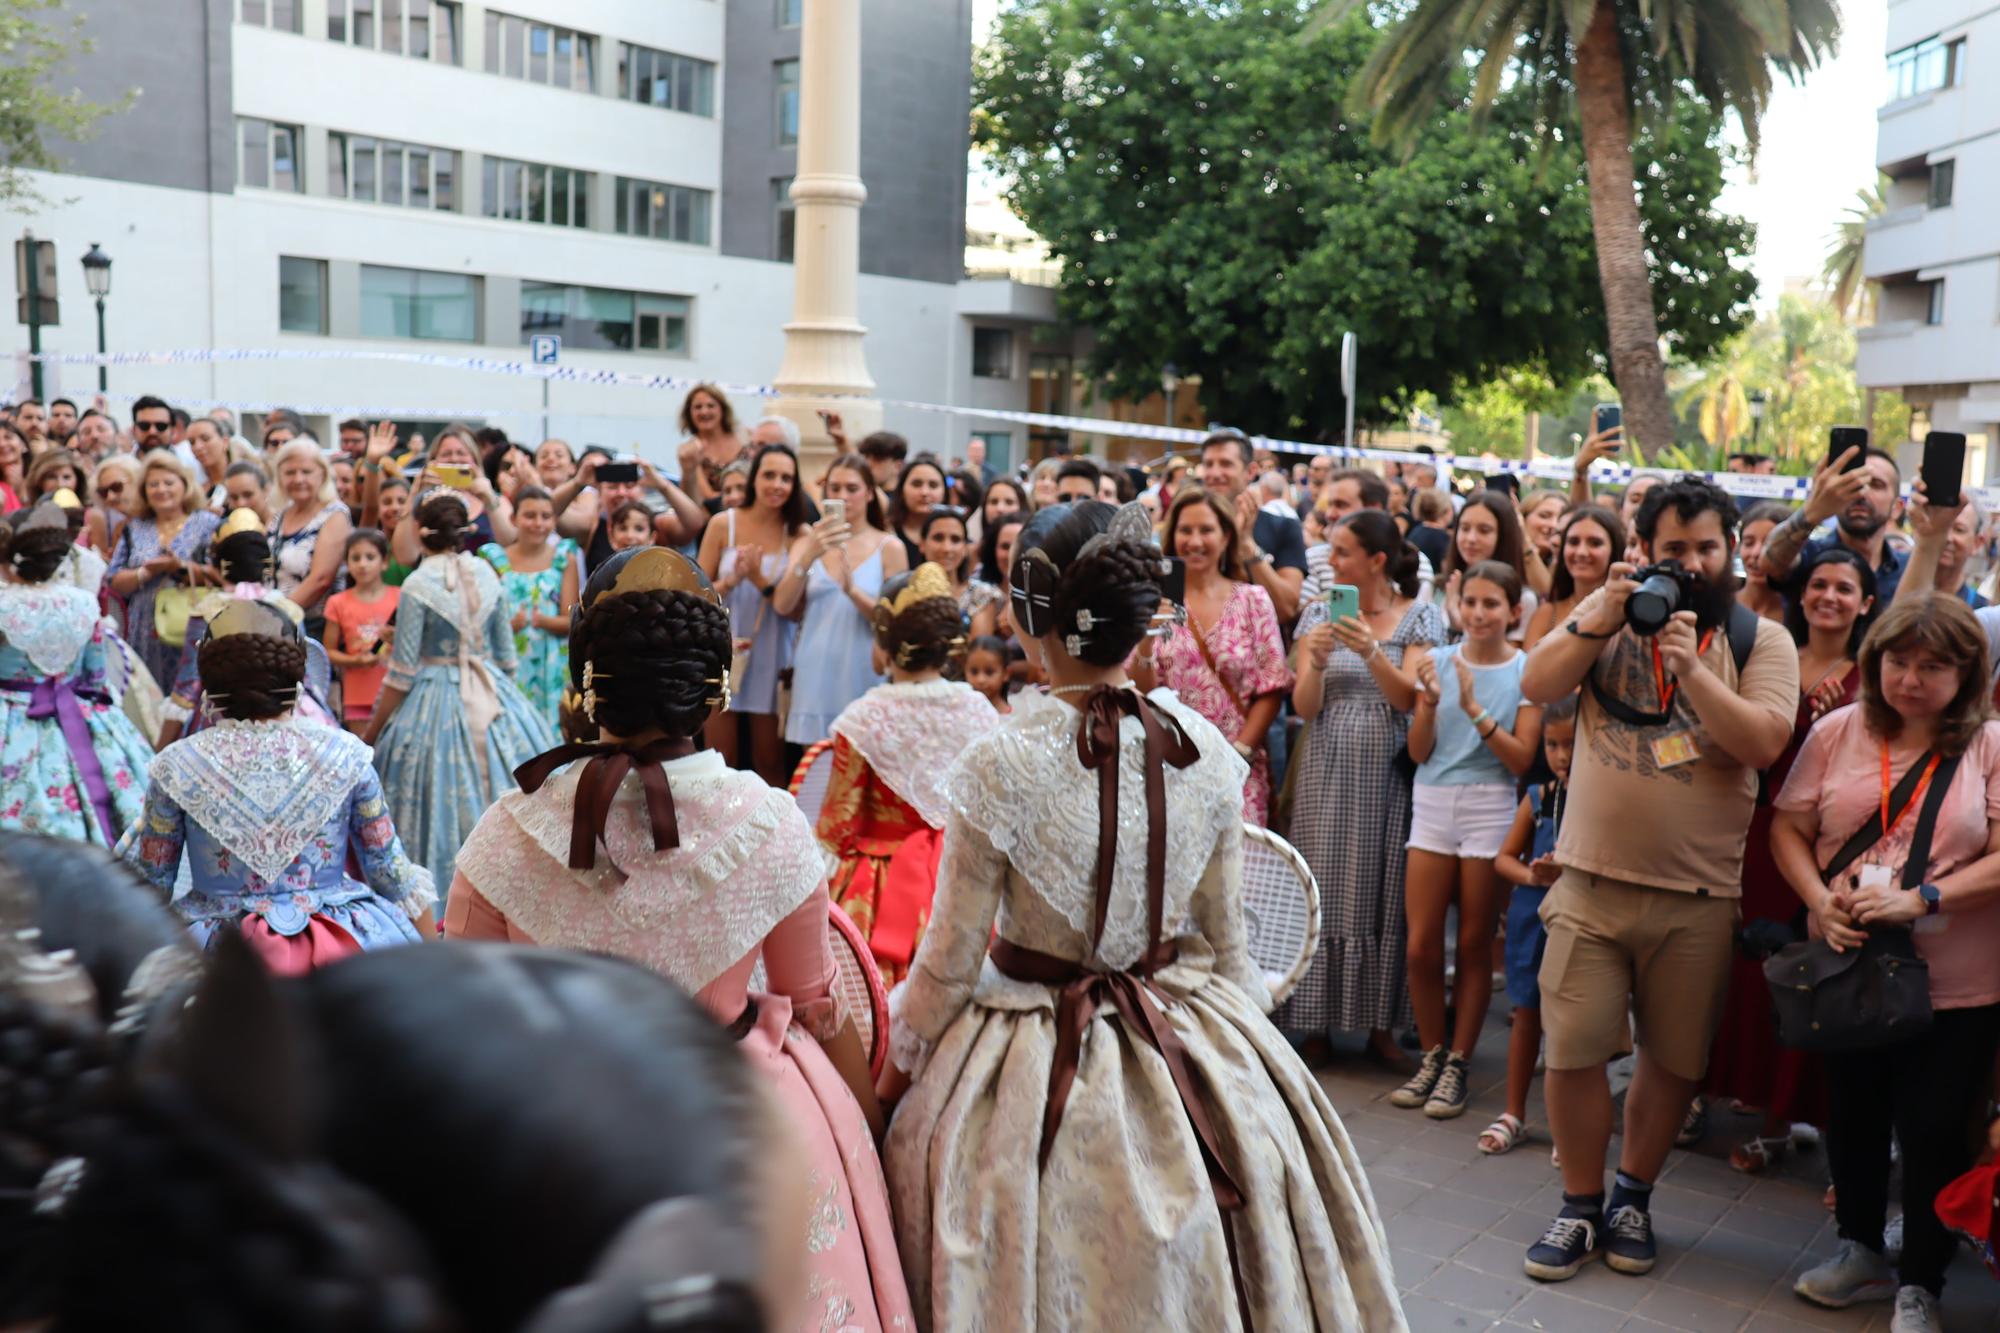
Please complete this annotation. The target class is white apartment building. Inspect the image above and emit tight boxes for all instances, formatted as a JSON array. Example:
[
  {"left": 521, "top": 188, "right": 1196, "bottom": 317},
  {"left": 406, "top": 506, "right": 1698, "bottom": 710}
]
[
  {"left": 4, "top": 0, "right": 1067, "bottom": 471},
  {"left": 1860, "top": 0, "right": 2000, "bottom": 473}
]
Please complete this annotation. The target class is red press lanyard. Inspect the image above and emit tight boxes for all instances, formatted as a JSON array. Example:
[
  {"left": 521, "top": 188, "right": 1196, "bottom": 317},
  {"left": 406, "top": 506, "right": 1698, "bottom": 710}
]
[
  {"left": 1649, "top": 630, "right": 1716, "bottom": 715},
  {"left": 1881, "top": 743, "right": 1943, "bottom": 839}
]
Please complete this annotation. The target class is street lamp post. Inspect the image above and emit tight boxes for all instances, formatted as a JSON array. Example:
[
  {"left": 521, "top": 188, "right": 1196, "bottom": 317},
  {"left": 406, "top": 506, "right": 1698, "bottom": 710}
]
[
  {"left": 1160, "top": 362, "right": 1180, "bottom": 435},
  {"left": 80, "top": 244, "right": 111, "bottom": 393},
  {"left": 1748, "top": 388, "right": 1767, "bottom": 449}
]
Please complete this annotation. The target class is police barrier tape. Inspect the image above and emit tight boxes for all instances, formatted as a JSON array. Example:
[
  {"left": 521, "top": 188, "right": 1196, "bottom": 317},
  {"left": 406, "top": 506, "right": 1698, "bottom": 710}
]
[{"left": 24, "top": 346, "right": 1993, "bottom": 508}]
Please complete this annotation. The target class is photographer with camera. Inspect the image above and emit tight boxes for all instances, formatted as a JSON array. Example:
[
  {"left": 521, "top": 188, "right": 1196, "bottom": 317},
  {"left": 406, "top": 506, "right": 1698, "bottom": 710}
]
[{"left": 1517, "top": 477, "right": 1799, "bottom": 1285}]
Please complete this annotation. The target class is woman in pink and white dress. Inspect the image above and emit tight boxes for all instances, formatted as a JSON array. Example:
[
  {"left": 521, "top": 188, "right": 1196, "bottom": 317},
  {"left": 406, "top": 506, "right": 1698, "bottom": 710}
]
[{"left": 447, "top": 545, "right": 913, "bottom": 1333}]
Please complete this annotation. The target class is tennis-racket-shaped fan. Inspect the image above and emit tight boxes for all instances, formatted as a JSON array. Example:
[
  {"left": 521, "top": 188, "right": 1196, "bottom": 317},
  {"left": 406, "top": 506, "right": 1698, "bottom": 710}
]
[
  {"left": 1239, "top": 824, "right": 1320, "bottom": 1007},
  {"left": 748, "top": 900, "right": 891, "bottom": 1078},
  {"left": 788, "top": 739, "right": 835, "bottom": 830}
]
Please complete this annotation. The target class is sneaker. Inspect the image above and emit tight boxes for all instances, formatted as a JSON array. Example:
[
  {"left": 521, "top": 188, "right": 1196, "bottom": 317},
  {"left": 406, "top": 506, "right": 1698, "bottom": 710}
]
[
  {"left": 1604, "top": 1202, "right": 1656, "bottom": 1275},
  {"left": 1423, "top": 1054, "right": 1471, "bottom": 1120},
  {"left": 1390, "top": 1046, "right": 1445, "bottom": 1108},
  {"left": 1793, "top": 1240, "right": 1897, "bottom": 1308},
  {"left": 1675, "top": 1097, "right": 1707, "bottom": 1147},
  {"left": 1888, "top": 1285, "right": 1942, "bottom": 1332},
  {"left": 1884, "top": 1214, "right": 1905, "bottom": 1265},
  {"left": 1524, "top": 1212, "right": 1602, "bottom": 1282}
]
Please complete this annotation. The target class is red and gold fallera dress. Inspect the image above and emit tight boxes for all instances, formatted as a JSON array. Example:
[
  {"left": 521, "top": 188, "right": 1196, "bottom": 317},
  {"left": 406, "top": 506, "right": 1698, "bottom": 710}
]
[{"left": 818, "top": 679, "right": 1000, "bottom": 985}]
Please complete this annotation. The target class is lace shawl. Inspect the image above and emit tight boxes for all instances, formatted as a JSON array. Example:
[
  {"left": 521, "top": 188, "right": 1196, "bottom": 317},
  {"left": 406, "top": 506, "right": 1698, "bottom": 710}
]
[
  {"left": 943, "top": 687, "right": 1248, "bottom": 968},
  {"left": 400, "top": 553, "right": 499, "bottom": 639},
  {"left": 148, "top": 719, "right": 375, "bottom": 883},
  {"left": 829, "top": 680, "right": 1001, "bottom": 829},
  {"left": 0, "top": 584, "right": 101, "bottom": 676},
  {"left": 456, "top": 761, "right": 825, "bottom": 997}
]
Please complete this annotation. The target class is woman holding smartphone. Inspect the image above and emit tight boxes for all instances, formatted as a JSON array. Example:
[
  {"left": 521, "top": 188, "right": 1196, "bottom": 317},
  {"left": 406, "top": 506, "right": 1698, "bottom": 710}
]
[
  {"left": 780, "top": 453, "right": 909, "bottom": 747},
  {"left": 386, "top": 427, "right": 516, "bottom": 568}
]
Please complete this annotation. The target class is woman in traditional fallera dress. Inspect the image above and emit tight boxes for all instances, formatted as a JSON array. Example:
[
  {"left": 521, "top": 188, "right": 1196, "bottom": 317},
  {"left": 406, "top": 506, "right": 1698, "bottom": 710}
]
[
  {"left": 446, "top": 545, "right": 914, "bottom": 1333},
  {"left": 0, "top": 500, "right": 154, "bottom": 847},
  {"left": 363, "top": 490, "right": 558, "bottom": 893},
  {"left": 821, "top": 561, "right": 1000, "bottom": 984},
  {"left": 126, "top": 596, "right": 431, "bottom": 973},
  {"left": 880, "top": 501, "right": 1405, "bottom": 1332}
]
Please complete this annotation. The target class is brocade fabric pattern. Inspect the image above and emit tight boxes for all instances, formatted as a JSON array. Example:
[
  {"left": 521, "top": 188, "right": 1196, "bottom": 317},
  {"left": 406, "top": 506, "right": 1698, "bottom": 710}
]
[{"left": 828, "top": 680, "right": 999, "bottom": 830}]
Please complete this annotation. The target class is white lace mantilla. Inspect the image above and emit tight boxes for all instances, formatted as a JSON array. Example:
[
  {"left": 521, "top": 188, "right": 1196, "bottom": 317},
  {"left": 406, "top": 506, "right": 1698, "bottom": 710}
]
[
  {"left": 943, "top": 687, "right": 1248, "bottom": 968},
  {"left": 0, "top": 584, "right": 101, "bottom": 676},
  {"left": 149, "top": 719, "right": 375, "bottom": 883},
  {"left": 830, "top": 680, "right": 1001, "bottom": 829},
  {"left": 457, "top": 759, "right": 825, "bottom": 997},
  {"left": 400, "top": 554, "right": 499, "bottom": 639}
]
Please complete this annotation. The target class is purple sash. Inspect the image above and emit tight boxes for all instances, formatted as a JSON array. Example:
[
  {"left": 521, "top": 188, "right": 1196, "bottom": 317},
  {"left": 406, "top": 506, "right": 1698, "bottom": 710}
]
[{"left": 1, "top": 676, "right": 118, "bottom": 844}]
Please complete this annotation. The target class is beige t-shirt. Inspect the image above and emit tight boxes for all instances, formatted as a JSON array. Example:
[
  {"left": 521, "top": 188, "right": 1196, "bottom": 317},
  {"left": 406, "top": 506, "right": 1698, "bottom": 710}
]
[{"left": 1556, "top": 591, "right": 1800, "bottom": 895}]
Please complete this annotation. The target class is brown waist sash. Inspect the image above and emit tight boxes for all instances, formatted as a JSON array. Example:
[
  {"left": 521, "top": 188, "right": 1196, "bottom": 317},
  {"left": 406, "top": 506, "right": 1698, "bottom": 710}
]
[{"left": 986, "top": 685, "right": 1253, "bottom": 1329}]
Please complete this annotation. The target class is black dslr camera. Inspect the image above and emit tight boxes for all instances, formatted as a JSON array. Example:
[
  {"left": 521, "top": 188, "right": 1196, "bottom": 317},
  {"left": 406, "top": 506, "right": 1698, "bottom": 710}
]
[{"left": 1625, "top": 560, "right": 1698, "bottom": 636}]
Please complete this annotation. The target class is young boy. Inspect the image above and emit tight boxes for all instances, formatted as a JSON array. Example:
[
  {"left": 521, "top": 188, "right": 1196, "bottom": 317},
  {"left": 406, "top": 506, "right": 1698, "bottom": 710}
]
[{"left": 1480, "top": 694, "right": 1576, "bottom": 1157}]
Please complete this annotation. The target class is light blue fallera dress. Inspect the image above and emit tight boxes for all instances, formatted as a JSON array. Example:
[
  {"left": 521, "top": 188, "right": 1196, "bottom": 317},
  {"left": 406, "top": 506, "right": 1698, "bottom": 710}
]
[{"left": 372, "top": 552, "right": 559, "bottom": 893}]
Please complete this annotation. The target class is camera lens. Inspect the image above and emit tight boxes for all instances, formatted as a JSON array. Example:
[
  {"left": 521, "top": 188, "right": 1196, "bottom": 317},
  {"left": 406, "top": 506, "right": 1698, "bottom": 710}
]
[{"left": 1626, "top": 569, "right": 1682, "bottom": 636}]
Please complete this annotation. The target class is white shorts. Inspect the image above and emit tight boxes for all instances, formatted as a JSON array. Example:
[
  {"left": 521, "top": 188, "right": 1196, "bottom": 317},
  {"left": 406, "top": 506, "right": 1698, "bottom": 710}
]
[{"left": 1407, "top": 781, "right": 1518, "bottom": 860}]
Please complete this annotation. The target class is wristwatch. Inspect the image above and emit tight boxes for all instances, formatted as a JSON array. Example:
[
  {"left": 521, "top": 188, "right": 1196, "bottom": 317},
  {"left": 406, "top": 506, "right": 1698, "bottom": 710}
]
[
  {"left": 1919, "top": 883, "right": 1942, "bottom": 915},
  {"left": 1243, "top": 547, "right": 1270, "bottom": 567}
]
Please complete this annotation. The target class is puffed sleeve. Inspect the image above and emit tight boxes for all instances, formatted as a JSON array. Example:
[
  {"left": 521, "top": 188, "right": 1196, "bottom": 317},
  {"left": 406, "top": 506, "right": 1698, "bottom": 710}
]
[
  {"left": 815, "top": 734, "right": 869, "bottom": 851},
  {"left": 1188, "top": 812, "right": 1271, "bottom": 1011},
  {"left": 385, "top": 591, "right": 424, "bottom": 692},
  {"left": 889, "top": 808, "right": 1007, "bottom": 1071},
  {"left": 348, "top": 764, "right": 436, "bottom": 920},
  {"left": 486, "top": 586, "right": 519, "bottom": 674},
  {"left": 761, "top": 885, "right": 843, "bottom": 1041},
  {"left": 127, "top": 784, "right": 187, "bottom": 898},
  {"left": 164, "top": 619, "right": 207, "bottom": 720}
]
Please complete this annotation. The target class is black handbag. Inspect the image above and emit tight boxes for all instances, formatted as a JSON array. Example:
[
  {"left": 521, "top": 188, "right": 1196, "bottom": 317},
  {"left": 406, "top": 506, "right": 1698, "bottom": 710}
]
[{"left": 1761, "top": 749, "right": 1956, "bottom": 1053}]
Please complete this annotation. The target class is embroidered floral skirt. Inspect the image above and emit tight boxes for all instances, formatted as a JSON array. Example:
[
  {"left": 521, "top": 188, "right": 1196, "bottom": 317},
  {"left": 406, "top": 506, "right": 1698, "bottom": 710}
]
[{"left": 0, "top": 686, "right": 152, "bottom": 846}]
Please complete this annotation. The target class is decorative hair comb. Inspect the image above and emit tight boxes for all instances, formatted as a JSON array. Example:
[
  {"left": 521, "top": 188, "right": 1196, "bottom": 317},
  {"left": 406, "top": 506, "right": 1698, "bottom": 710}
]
[{"left": 877, "top": 562, "right": 955, "bottom": 619}]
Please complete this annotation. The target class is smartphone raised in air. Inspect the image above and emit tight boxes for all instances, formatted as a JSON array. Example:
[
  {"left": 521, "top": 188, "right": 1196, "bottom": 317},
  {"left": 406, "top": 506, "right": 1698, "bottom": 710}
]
[
  {"left": 1160, "top": 557, "right": 1187, "bottom": 607},
  {"left": 1921, "top": 431, "right": 1968, "bottom": 508},
  {"left": 1326, "top": 583, "right": 1360, "bottom": 625},
  {"left": 1827, "top": 426, "right": 1869, "bottom": 474},
  {"left": 1592, "top": 403, "right": 1622, "bottom": 437}
]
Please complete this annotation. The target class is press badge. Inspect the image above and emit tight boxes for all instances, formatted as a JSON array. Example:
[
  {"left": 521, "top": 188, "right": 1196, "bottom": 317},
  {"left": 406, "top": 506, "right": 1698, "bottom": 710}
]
[{"left": 1650, "top": 731, "right": 1701, "bottom": 769}]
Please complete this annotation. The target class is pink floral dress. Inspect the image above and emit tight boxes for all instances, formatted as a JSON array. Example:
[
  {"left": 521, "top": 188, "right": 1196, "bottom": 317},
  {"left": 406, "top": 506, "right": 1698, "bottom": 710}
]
[{"left": 1152, "top": 582, "right": 1294, "bottom": 824}]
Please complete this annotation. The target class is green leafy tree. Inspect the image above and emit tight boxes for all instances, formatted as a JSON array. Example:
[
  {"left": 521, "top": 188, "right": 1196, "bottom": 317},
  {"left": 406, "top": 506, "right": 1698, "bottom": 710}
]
[
  {"left": 1824, "top": 176, "right": 1888, "bottom": 323},
  {"left": 1324, "top": 0, "right": 1839, "bottom": 456},
  {"left": 0, "top": 0, "right": 130, "bottom": 212},
  {"left": 975, "top": 1, "right": 1755, "bottom": 439}
]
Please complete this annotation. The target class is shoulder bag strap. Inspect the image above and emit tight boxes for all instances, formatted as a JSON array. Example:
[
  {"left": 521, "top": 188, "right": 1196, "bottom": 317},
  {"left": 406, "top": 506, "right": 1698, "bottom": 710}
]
[
  {"left": 1187, "top": 608, "right": 1248, "bottom": 716},
  {"left": 1900, "top": 750, "right": 1964, "bottom": 890},
  {"left": 1821, "top": 748, "right": 1941, "bottom": 885},
  {"left": 1727, "top": 601, "right": 1759, "bottom": 678}
]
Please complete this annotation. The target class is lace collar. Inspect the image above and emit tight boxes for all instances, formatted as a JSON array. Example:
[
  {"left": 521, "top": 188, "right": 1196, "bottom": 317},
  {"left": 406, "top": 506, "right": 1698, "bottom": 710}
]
[
  {"left": 830, "top": 680, "right": 1001, "bottom": 828},
  {"left": 460, "top": 759, "right": 823, "bottom": 997},
  {"left": 150, "top": 719, "right": 374, "bottom": 883},
  {"left": 943, "top": 688, "right": 1248, "bottom": 967},
  {"left": 400, "top": 553, "right": 499, "bottom": 638},
  {"left": 0, "top": 583, "right": 102, "bottom": 675}
]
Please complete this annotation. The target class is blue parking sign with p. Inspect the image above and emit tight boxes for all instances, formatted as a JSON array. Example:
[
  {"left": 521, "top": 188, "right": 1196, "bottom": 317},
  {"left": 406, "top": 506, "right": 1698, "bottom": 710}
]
[{"left": 531, "top": 335, "right": 561, "bottom": 365}]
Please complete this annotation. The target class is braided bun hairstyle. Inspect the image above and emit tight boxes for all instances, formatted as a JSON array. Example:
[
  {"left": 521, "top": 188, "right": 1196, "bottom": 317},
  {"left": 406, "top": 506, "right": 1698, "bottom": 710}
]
[
  {"left": 196, "top": 633, "right": 307, "bottom": 721},
  {"left": 873, "top": 570, "right": 965, "bottom": 675},
  {"left": 213, "top": 530, "right": 272, "bottom": 586},
  {"left": 416, "top": 492, "right": 470, "bottom": 555},
  {"left": 571, "top": 590, "right": 730, "bottom": 739},
  {"left": 0, "top": 519, "right": 73, "bottom": 586},
  {"left": 1014, "top": 501, "right": 1162, "bottom": 667}
]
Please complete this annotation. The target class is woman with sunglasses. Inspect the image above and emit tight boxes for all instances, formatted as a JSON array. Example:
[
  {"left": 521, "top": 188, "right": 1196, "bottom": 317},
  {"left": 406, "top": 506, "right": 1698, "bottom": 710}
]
[{"left": 90, "top": 455, "right": 137, "bottom": 560}]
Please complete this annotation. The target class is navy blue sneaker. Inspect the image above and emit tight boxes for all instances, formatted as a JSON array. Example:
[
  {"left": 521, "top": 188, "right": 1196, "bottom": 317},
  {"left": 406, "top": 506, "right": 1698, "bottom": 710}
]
[
  {"left": 1605, "top": 1200, "right": 1656, "bottom": 1275},
  {"left": 1525, "top": 1210, "right": 1602, "bottom": 1282}
]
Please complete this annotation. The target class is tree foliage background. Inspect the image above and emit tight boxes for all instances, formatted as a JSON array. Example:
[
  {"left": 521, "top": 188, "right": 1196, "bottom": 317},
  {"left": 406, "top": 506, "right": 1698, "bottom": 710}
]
[
  {"left": 0, "top": 0, "right": 128, "bottom": 212},
  {"left": 974, "top": 0, "right": 1758, "bottom": 439}
]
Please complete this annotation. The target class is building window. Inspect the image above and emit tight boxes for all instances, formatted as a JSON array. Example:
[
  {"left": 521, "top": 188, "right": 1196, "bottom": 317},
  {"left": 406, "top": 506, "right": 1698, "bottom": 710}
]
[
  {"left": 278, "top": 257, "right": 327, "bottom": 334},
  {"left": 329, "top": 133, "right": 456, "bottom": 211},
  {"left": 238, "top": 0, "right": 302, "bottom": 31},
  {"left": 618, "top": 43, "right": 716, "bottom": 116},
  {"left": 1887, "top": 35, "right": 1964, "bottom": 102},
  {"left": 972, "top": 328, "right": 1016, "bottom": 379},
  {"left": 482, "top": 157, "right": 591, "bottom": 227},
  {"left": 1927, "top": 279, "right": 1946, "bottom": 325},
  {"left": 360, "top": 265, "right": 479, "bottom": 342},
  {"left": 614, "top": 178, "right": 713, "bottom": 245},
  {"left": 484, "top": 11, "right": 595, "bottom": 91},
  {"left": 1929, "top": 159, "right": 1956, "bottom": 209},
  {"left": 520, "top": 283, "right": 690, "bottom": 355},
  {"left": 773, "top": 177, "right": 796, "bottom": 263},
  {"left": 776, "top": 59, "right": 800, "bottom": 146},
  {"left": 778, "top": 0, "right": 802, "bottom": 25},
  {"left": 237, "top": 118, "right": 303, "bottom": 192},
  {"left": 329, "top": 0, "right": 460, "bottom": 61}
]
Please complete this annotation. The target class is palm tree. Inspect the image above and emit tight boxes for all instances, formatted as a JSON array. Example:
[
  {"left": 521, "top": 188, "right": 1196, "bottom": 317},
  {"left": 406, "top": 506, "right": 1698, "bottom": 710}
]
[
  {"left": 1313, "top": 0, "right": 1839, "bottom": 457},
  {"left": 1824, "top": 176, "right": 1888, "bottom": 323}
]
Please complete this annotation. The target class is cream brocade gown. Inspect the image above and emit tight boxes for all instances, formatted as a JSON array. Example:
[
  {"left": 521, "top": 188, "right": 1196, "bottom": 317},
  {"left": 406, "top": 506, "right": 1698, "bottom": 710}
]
[{"left": 883, "top": 688, "right": 1407, "bottom": 1331}]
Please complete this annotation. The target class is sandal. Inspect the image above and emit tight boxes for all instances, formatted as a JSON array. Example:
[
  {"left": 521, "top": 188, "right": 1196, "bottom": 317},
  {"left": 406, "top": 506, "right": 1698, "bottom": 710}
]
[
  {"left": 1729, "top": 1135, "right": 1789, "bottom": 1174},
  {"left": 1478, "top": 1113, "right": 1526, "bottom": 1155}
]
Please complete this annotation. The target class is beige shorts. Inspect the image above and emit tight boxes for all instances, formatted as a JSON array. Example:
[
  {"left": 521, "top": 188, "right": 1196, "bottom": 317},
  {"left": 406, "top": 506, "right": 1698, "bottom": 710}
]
[{"left": 1538, "top": 869, "right": 1739, "bottom": 1082}]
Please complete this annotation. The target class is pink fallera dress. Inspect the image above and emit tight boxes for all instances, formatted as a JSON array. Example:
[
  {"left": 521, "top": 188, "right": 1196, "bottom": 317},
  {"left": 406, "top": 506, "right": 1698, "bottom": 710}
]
[{"left": 447, "top": 747, "right": 913, "bottom": 1333}]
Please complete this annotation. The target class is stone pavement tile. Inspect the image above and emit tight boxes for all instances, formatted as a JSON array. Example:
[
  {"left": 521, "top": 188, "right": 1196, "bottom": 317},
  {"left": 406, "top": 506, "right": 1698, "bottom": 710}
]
[
  {"left": 1453, "top": 1233, "right": 1530, "bottom": 1279},
  {"left": 1407, "top": 1187, "right": 1511, "bottom": 1232},
  {"left": 1392, "top": 1246, "right": 1447, "bottom": 1291},
  {"left": 1531, "top": 1262, "right": 1654, "bottom": 1315},
  {"left": 1658, "top": 1251, "right": 1786, "bottom": 1308},
  {"left": 1631, "top": 1281, "right": 1759, "bottom": 1331},
  {"left": 1370, "top": 1171, "right": 1429, "bottom": 1215},
  {"left": 1714, "top": 1202, "right": 1832, "bottom": 1250},
  {"left": 1619, "top": 1319, "right": 1693, "bottom": 1332},
  {"left": 1508, "top": 1285, "right": 1629, "bottom": 1332},
  {"left": 1750, "top": 1288, "right": 1881, "bottom": 1331},
  {"left": 1660, "top": 1154, "right": 1757, "bottom": 1202},
  {"left": 1740, "top": 1311, "right": 1864, "bottom": 1333},
  {"left": 1690, "top": 1223, "right": 1812, "bottom": 1279},
  {"left": 1489, "top": 1209, "right": 1558, "bottom": 1246},
  {"left": 1646, "top": 1182, "right": 1736, "bottom": 1228},
  {"left": 1382, "top": 1147, "right": 1477, "bottom": 1187},
  {"left": 1418, "top": 1260, "right": 1534, "bottom": 1318},
  {"left": 1399, "top": 1291, "right": 1499, "bottom": 1333},
  {"left": 1388, "top": 1211, "right": 1479, "bottom": 1260},
  {"left": 1741, "top": 1177, "right": 1840, "bottom": 1223},
  {"left": 1438, "top": 1159, "right": 1558, "bottom": 1208},
  {"left": 1407, "top": 1121, "right": 1502, "bottom": 1165}
]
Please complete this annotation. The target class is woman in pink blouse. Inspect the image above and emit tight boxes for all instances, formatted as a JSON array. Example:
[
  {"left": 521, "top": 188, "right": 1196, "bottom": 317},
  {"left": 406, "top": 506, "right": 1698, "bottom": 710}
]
[{"left": 1134, "top": 487, "right": 1293, "bottom": 823}]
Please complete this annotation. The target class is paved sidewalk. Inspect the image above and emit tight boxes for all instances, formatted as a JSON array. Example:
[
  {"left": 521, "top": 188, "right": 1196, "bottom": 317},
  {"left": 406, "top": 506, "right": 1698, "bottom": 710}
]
[{"left": 1314, "top": 1031, "right": 2000, "bottom": 1332}]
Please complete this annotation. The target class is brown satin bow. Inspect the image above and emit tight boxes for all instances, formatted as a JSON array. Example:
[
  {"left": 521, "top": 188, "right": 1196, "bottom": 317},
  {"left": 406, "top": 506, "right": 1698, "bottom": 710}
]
[
  {"left": 1073, "top": 684, "right": 1200, "bottom": 944},
  {"left": 512, "top": 737, "right": 699, "bottom": 871}
]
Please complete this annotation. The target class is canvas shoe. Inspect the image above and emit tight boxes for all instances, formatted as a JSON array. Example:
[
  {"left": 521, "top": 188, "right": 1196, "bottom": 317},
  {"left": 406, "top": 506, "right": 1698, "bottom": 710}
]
[{"left": 1390, "top": 1045, "right": 1446, "bottom": 1108}]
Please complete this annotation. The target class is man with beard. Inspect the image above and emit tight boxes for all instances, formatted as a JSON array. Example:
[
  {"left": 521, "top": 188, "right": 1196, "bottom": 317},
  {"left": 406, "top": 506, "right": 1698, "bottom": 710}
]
[
  {"left": 1518, "top": 477, "right": 1799, "bottom": 1287},
  {"left": 45, "top": 397, "right": 77, "bottom": 445},
  {"left": 1759, "top": 443, "right": 1908, "bottom": 609}
]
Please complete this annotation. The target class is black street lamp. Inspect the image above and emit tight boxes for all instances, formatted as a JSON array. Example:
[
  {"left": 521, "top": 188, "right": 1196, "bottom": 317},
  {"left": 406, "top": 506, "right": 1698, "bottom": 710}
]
[
  {"left": 80, "top": 243, "right": 111, "bottom": 393},
  {"left": 1748, "top": 388, "right": 1768, "bottom": 447}
]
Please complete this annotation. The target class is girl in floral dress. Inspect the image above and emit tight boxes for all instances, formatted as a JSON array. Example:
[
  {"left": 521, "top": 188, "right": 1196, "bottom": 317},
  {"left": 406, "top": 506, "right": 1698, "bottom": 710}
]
[
  {"left": 820, "top": 562, "right": 1000, "bottom": 983},
  {"left": 478, "top": 485, "right": 578, "bottom": 728},
  {"left": 0, "top": 501, "right": 154, "bottom": 846}
]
